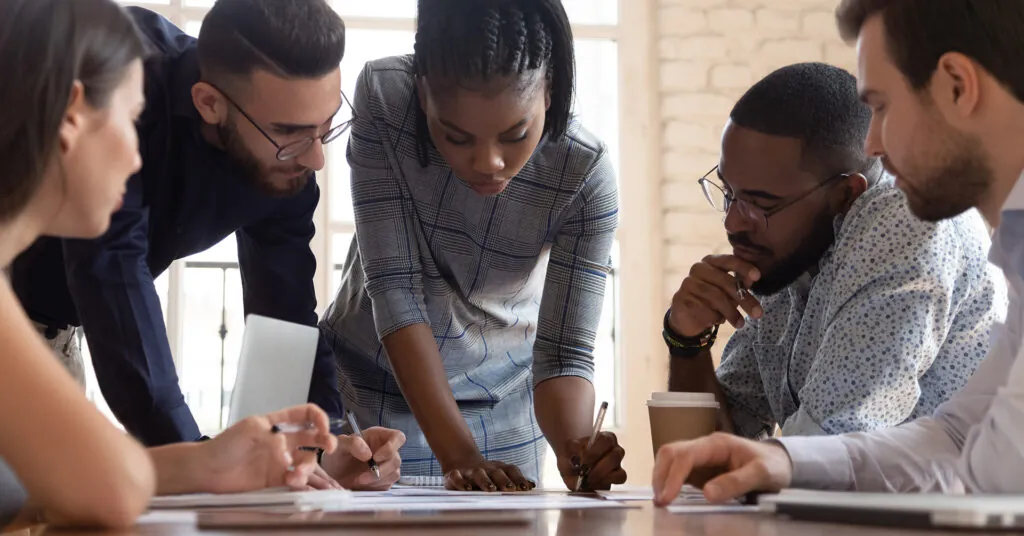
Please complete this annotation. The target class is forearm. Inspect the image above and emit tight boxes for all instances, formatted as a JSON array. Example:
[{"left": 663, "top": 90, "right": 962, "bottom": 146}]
[
  {"left": 668, "top": 350, "right": 734, "bottom": 432},
  {"left": 149, "top": 442, "right": 209, "bottom": 496},
  {"left": 382, "top": 323, "right": 480, "bottom": 468},
  {"left": 534, "top": 376, "right": 595, "bottom": 458}
]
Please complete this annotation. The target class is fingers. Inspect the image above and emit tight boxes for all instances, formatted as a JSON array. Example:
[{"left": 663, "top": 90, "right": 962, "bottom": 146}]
[
  {"left": 584, "top": 446, "right": 626, "bottom": 491},
  {"left": 445, "top": 469, "right": 472, "bottom": 491},
  {"left": 489, "top": 467, "right": 516, "bottom": 492},
  {"left": 702, "top": 462, "right": 766, "bottom": 503},
  {"left": 267, "top": 404, "right": 337, "bottom": 454},
  {"left": 682, "top": 277, "right": 746, "bottom": 329},
  {"left": 304, "top": 464, "right": 342, "bottom": 491},
  {"left": 336, "top": 434, "right": 374, "bottom": 462},
  {"left": 701, "top": 255, "right": 760, "bottom": 286},
  {"left": 365, "top": 427, "right": 407, "bottom": 459},
  {"left": 469, "top": 467, "right": 499, "bottom": 492},
  {"left": 652, "top": 434, "right": 733, "bottom": 506},
  {"left": 579, "top": 432, "right": 617, "bottom": 467},
  {"left": 284, "top": 450, "right": 320, "bottom": 490},
  {"left": 502, "top": 464, "right": 535, "bottom": 491}
]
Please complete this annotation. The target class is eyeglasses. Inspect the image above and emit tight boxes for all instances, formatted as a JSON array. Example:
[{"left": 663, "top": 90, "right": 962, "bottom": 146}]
[
  {"left": 206, "top": 82, "right": 355, "bottom": 161},
  {"left": 697, "top": 165, "right": 849, "bottom": 230}
]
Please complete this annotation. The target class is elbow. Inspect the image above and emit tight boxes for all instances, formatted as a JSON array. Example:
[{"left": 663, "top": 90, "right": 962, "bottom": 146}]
[{"left": 53, "top": 450, "right": 156, "bottom": 529}]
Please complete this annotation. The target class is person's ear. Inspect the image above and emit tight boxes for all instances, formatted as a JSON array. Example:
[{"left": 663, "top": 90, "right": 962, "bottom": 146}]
[
  {"left": 834, "top": 173, "right": 869, "bottom": 213},
  {"left": 931, "top": 52, "right": 981, "bottom": 121},
  {"left": 59, "top": 81, "right": 87, "bottom": 154},
  {"left": 191, "top": 81, "right": 229, "bottom": 125}
]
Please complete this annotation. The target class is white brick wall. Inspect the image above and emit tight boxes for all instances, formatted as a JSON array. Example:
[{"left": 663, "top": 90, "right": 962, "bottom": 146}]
[{"left": 657, "top": 0, "right": 855, "bottom": 358}]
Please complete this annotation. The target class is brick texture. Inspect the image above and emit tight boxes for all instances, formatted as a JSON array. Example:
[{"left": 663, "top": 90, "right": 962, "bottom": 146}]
[{"left": 657, "top": 0, "right": 854, "bottom": 361}]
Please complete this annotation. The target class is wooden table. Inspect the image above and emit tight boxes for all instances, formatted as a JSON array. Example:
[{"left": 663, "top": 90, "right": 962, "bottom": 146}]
[{"left": 9, "top": 504, "right": 1016, "bottom": 535}]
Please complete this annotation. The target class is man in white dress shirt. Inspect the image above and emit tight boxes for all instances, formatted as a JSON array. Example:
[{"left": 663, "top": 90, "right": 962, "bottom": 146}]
[{"left": 653, "top": 0, "right": 1024, "bottom": 504}]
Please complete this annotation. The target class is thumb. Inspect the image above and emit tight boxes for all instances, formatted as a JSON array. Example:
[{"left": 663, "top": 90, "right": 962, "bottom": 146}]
[
  {"left": 337, "top": 435, "right": 373, "bottom": 462},
  {"left": 702, "top": 461, "right": 767, "bottom": 503}
]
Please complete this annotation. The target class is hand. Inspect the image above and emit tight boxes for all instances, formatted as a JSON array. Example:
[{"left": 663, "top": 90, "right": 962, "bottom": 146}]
[
  {"left": 198, "top": 404, "right": 338, "bottom": 494},
  {"left": 652, "top": 432, "right": 792, "bottom": 506},
  {"left": 321, "top": 427, "right": 406, "bottom": 490},
  {"left": 444, "top": 458, "right": 535, "bottom": 492},
  {"left": 670, "top": 255, "right": 764, "bottom": 336},
  {"left": 558, "top": 432, "right": 627, "bottom": 491}
]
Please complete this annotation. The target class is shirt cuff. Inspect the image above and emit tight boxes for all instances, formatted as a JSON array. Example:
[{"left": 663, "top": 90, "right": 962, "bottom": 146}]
[
  {"left": 369, "top": 288, "right": 428, "bottom": 339},
  {"left": 775, "top": 435, "right": 856, "bottom": 491},
  {"left": 532, "top": 359, "right": 595, "bottom": 388}
]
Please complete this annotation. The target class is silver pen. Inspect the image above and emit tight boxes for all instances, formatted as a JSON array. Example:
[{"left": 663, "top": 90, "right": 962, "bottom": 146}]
[
  {"left": 345, "top": 410, "right": 381, "bottom": 481},
  {"left": 576, "top": 401, "right": 609, "bottom": 492},
  {"left": 270, "top": 417, "right": 348, "bottom": 434}
]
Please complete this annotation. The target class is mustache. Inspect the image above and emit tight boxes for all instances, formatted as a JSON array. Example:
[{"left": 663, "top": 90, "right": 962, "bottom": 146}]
[{"left": 728, "top": 233, "right": 771, "bottom": 254}]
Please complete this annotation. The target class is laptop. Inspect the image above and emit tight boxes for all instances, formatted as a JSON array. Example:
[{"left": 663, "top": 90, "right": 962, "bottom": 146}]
[
  {"left": 226, "top": 314, "right": 320, "bottom": 428},
  {"left": 759, "top": 490, "right": 1024, "bottom": 530}
]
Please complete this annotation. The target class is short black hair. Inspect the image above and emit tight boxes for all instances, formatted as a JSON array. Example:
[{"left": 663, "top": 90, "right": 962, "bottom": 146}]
[
  {"left": 413, "top": 0, "right": 575, "bottom": 146},
  {"left": 198, "top": 0, "right": 345, "bottom": 85},
  {"left": 730, "top": 62, "right": 879, "bottom": 181},
  {"left": 836, "top": 0, "right": 1024, "bottom": 104}
]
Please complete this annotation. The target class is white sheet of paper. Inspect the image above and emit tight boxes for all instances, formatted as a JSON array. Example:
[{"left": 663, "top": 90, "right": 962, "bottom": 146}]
[
  {"left": 136, "top": 510, "right": 198, "bottom": 525},
  {"left": 149, "top": 488, "right": 353, "bottom": 509},
  {"left": 598, "top": 484, "right": 707, "bottom": 502},
  {"left": 319, "top": 493, "right": 633, "bottom": 513}
]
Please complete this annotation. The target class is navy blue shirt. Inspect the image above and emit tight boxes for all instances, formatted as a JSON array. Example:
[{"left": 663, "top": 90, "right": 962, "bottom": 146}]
[{"left": 10, "top": 8, "right": 342, "bottom": 446}]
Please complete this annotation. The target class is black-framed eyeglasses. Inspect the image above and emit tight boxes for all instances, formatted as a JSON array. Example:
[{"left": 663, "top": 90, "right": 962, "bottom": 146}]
[
  {"left": 697, "top": 165, "right": 849, "bottom": 230},
  {"left": 207, "top": 82, "right": 355, "bottom": 161}
]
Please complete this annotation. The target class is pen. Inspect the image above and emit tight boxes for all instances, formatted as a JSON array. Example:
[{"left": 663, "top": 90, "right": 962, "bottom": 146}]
[
  {"left": 345, "top": 410, "right": 381, "bottom": 481},
  {"left": 733, "top": 271, "right": 748, "bottom": 301},
  {"left": 270, "top": 417, "right": 348, "bottom": 434},
  {"left": 576, "top": 401, "right": 608, "bottom": 492}
]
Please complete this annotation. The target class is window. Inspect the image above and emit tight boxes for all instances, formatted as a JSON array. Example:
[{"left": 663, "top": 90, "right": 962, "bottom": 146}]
[{"left": 108, "top": 0, "right": 625, "bottom": 484}]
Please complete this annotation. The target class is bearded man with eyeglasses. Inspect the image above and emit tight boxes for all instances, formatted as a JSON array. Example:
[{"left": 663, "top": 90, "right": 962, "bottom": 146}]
[{"left": 663, "top": 62, "right": 1005, "bottom": 441}]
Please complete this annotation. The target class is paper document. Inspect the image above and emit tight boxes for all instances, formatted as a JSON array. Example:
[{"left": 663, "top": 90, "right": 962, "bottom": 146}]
[
  {"left": 318, "top": 492, "right": 633, "bottom": 513},
  {"left": 597, "top": 484, "right": 706, "bottom": 502},
  {"left": 150, "top": 488, "right": 352, "bottom": 509}
]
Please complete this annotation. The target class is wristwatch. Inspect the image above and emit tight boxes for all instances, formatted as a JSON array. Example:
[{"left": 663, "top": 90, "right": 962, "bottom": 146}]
[{"left": 663, "top": 309, "right": 718, "bottom": 358}]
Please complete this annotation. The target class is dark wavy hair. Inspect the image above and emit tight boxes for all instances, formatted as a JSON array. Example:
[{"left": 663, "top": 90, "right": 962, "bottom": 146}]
[{"left": 0, "top": 0, "right": 146, "bottom": 222}]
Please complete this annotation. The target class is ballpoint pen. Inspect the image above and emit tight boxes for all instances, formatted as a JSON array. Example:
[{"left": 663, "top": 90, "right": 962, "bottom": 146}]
[
  {"left": 270, "top": 417, "right": 349, "bottom": 434},
  {"left": 576, "top": 401, "right": 608, "bottom": 492},
  {"left": 344, "top": 410, "right": 381, "bottom": 481}
]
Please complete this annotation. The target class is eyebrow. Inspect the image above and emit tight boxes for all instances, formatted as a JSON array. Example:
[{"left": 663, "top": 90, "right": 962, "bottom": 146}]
[
  {"left": 716, "top": 168, "right": 784, "bottom": 201},
  {"left": 270, "top": 99, "right": 344, "bottom": 131},
  {"left": 439, "top": 117, "right": 531, "bottom": 137}
]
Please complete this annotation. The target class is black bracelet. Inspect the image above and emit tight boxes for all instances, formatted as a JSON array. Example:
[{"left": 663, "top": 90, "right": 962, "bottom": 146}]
[{"left": 663, "top": 309, "right": 717, "bottom": 358}]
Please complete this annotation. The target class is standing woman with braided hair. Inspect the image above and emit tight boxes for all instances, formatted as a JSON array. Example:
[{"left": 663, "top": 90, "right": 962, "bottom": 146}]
[{"left": 322, "top": 0, "right": 625, "bottom": 491}]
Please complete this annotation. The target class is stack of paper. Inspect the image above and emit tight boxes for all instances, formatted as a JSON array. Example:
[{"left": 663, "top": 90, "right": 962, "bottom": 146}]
[{"left": 149, "top": 488, "right": 352, "bottom": 510}]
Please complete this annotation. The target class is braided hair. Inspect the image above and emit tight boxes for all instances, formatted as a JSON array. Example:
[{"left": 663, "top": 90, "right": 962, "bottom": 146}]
[{"left": 413, "top": 0, "right": 575, "bottom": 166}]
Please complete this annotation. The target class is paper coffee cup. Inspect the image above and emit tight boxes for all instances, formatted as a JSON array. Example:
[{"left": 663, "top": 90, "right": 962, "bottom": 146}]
[{"left": 647, "top": 392, "right": 719, "bottom": 456}]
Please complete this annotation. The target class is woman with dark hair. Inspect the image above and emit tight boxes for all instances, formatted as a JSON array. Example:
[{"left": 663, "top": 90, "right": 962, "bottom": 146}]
[
  {"left": 0, "top": 0, "right": 339, "bottom": 529},
  {"left": 322, "top": 0, "right": 626, "bottom": 491}
]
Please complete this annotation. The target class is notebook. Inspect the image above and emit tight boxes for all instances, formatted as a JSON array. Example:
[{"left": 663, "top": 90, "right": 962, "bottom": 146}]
[{"left": 398, "top": 475, "right": 446, "bottom": 487}]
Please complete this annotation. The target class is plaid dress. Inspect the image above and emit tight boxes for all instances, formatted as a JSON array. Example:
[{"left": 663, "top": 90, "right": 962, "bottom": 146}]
[{"left": 320, "top": 55, "right": 619, "bottom": 480}]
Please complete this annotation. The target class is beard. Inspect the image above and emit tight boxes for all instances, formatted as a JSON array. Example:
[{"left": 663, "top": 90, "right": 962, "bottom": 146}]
[
  {"left": 729, "top": 208, "right": 837, "bottom": 296},
  {"left": 216, "top": 120, "right": 311, "bottom": 198},
  {"left": 886, "top": 129, "right": 993, "bottom": 223}
]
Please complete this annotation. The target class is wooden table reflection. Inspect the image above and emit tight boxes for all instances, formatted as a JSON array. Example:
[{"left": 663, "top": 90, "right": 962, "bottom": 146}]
[{"left": 7, "top": 503, "right": 1014, "bottom": 536}]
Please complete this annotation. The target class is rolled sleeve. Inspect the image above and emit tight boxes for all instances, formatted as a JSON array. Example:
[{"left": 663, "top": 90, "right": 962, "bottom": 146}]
[
  {"left": 347, "top": 65, "right": 428, "bottom": 339},
  {"left": 532, "top": 151, "right": 619, "bottom": 386}
]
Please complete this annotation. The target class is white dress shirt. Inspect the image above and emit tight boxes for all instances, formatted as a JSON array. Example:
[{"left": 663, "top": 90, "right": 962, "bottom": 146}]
[{"left": 779, "top": 171, "right": 1024, "bottom": 494}]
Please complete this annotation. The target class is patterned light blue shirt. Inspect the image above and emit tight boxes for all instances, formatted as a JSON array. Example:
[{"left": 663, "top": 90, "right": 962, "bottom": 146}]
[
  {"left": 717, "top": 178, "right": 1007, "bottom": 438},
  {"left": 320, "top": 56, "right": 618, "bottom": 481}
]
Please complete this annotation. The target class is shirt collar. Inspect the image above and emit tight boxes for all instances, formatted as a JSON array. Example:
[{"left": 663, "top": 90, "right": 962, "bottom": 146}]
[{"left": 1002, "top": 170, "right": 1024, "bottom": 212}]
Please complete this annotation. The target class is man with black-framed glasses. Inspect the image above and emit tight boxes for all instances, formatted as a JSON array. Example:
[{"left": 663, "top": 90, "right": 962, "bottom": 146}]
[
  {"left": 664, "top": 62, "right": 1004, "bottom": 441},
  {"left": 8, "top": 0, "right": 406, "bottom": 490}
]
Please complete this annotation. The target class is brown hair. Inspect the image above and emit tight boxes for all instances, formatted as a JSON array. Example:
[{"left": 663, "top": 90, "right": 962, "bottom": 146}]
[
  {"left": 0, "top": 0, "right": 146, "bottom": 222},
  {"left": 836, "top": 0, "right": 1024, "bottom": 102}
]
